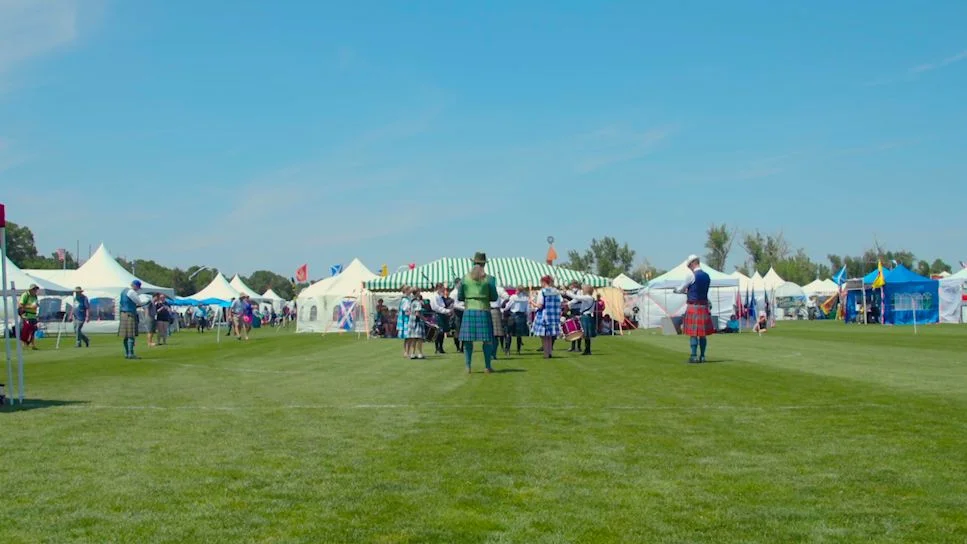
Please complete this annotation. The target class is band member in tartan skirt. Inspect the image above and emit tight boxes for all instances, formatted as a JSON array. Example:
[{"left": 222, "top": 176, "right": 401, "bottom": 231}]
[
  {"left": 566, "top": 284, "right": 596, "bottom": 356},
  {"left": 429, "top": 283, "right": 452, "bottom": 354},
  {"left": 397, "top": 285, "right": 413, "bottom": 358},
  {"left": 407, "top": 290, "right": 426, "bottom": 359},
  {"left": 457, "top": 252, "right": 499, "bottom": 374},
  {"left": 531, "top": 275, "right": 563, "bottom": 358},
  {"left": 489, "top": 289, "right": 508, "bottom": 360},
  {"left": 675, "top": 254, "right": 714, "bottom": 363}
]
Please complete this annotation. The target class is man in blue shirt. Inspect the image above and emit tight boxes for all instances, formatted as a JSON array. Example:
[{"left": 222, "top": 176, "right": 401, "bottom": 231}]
[
  {"left": 675, "top": 254, "right": 714, "bottom": 363},
  {"left": 73, "top": 286, "right": 91, "bottom": 348}
]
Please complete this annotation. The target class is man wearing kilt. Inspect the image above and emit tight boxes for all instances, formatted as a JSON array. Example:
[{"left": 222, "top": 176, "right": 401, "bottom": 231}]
[
  {"left": 429, "top": 283, "right": 452, "bottom": 354},
  {"left": 505, "top": 287, "right": 530, "bottom": 355},
  {"left": 118, "top": 280, "right": 149, "bottom": 360},
  {"left": 675, "top": 254, "right": 714, "bottom": 363},
  {"left": 457, "top": 252, "right": 499, "bottom": 374}
]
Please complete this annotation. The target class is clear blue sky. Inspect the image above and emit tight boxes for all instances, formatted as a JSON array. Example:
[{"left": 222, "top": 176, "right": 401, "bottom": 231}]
[{"left": 2, "top": 0, "right": 964, "bottom": 278}]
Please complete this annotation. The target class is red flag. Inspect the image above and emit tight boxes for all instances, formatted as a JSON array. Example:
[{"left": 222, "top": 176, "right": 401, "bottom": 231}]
[
  {"left": 408, "top": 263, "right": 415, "bottom": 270},
  {"left": 56, "top": 248, "right": 66, "bottom": 262},
  {"left": 295, "top": 264, "right": 308, "bottom": 283},
  {"left": 0, "top": 203, "right": 5, "bottom": 227}
]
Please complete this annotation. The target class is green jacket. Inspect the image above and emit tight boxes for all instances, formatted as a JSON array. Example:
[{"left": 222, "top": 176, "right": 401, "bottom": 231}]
[{"left": 458, "top": 274, "right": 498, "bottom": 311}]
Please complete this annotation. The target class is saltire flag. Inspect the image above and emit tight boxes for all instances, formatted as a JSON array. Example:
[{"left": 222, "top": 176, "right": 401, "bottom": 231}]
[
  {"left": 330, "top": 264, "right": 343, "bottom": 277},
  {"left": 295, "top": 264, "right": 308, "bottom": 283},
  {"left": 56, "top": 248, "right": 66, "bottom": 262},
  {"left": 832, "top": 265, "right": 847, "bottom": 286}
]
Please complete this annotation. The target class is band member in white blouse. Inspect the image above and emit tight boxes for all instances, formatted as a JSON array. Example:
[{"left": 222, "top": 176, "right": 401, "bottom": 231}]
[
  {"left": 567, "top": 285, "right": 596, "bottom": 356},
  {"left": 505, "top": 286, "right": 530, "bottom": 355},
  {"left": 429, "top": 283, "right": 452, "bottom": 354}
]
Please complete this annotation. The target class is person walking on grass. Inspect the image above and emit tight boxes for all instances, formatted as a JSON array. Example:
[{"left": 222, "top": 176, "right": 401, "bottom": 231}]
[
  {"left": 119, "top": 280, "right": 150, "bottom": 359},
  {"left": 17, "top": 284, "right": 40, "bottom": 350},
  {"left": 457, "top": 252, "right": 499, "bottom": 374},
  {"left": 531, "top": 275, "right": 563, "bottom": 359},
  {"left": 674, "top": 254, "right": 714, "bottom": 363},
  {"left": 73, "top": 286, "right": 91, "bottom": 348}
]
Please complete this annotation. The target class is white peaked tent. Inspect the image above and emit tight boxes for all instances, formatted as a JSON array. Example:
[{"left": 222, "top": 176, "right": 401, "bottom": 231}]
[
  {"left": 802, "top": 279, "right": 839, "bottom": 297},
  {"left": 636, "top": 260, "right": 739, "bottom": 329},
  {"left": 191, "top": 273, "right": 241, "bottom": 302},
  {"left": 230, "top": 275, "right": 263, "bottom": 300},
  {"left": 2, "top": 255, "right": 73, "bottom": 326},
  {"left": 612, "top": 273, "right": 643, "bottom": 292},
  {"left": 729, "top": 271, "right": 751, "bottom": 292},
  {"left": 763, "top": 267, "right": 785, "bottom": 290},
  {"left": 261, "top": 288, "right": 285, "bottom": 305},
  {"left": 27, "top": 244, "right": 174, "bottom": 297},
  {"left": 297, "top": 258, "right": 377, "bottom": 334}
]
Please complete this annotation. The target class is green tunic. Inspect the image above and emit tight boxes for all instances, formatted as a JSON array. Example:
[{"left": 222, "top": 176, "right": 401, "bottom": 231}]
[{"left": 458, "top": 274, "right": 498, "bottom": 310}]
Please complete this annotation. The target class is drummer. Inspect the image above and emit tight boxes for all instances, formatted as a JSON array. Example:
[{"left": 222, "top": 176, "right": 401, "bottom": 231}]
[{"left": 566, "top": 285, "right": 596, "bottom": 356}]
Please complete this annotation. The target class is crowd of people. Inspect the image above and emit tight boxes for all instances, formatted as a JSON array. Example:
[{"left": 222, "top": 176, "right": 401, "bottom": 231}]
[{"left": 374, "top": 252, "right": 610, "bottom": 372}]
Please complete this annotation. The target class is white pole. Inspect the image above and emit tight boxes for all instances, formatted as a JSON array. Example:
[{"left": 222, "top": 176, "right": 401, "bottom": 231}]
[
  {"left": 55, "top": 301, "right": 70, "bottom": 349},
  {"left": 912, "top": 295, "right": 918, "bottom": 335},
  {"left": 11, "top": 281, "right": 24, "bottom": 403},
  {"left": 1, "top": 225, "right": 13, "bottom": 405},
  {"left": 216, "top": 306, "right": 222, "bottom": 344}
]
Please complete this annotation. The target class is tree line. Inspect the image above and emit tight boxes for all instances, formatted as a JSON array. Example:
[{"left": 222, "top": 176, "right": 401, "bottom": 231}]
[{"left": 3, "top": 221, "right": 302, "bottom": 299}]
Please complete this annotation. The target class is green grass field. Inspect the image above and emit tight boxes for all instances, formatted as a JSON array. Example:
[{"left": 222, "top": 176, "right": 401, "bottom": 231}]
[{"left": 2, "top": 322, "right": 966, "bottom": 543}]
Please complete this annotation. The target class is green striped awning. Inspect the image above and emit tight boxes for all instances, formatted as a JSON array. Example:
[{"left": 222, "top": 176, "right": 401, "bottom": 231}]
[{"left": 364, "top": 257, "right": 610, "bottom": 291}]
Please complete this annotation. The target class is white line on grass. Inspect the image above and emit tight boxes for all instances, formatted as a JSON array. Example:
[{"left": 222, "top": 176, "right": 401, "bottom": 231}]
[{"left": 32, "top": 402, "right": 894, "bottom": 412}]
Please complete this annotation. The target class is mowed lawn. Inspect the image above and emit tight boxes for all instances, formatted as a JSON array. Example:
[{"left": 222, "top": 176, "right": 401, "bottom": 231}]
[{"left": 2, "top": 322, "right": 966, "bottom": 543}]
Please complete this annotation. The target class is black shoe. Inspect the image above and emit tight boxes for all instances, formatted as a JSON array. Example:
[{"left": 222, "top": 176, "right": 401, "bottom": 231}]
[
  {"left": 582, "top": 352, "right": 591, "bottom": 356},
  {"left": 689, "top": 356, "right": 699, "bottom": 364}
]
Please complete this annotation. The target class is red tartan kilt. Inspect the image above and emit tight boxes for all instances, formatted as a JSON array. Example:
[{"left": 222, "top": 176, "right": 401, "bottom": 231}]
[{"left": 682, "top": 303, "right": 714, "bottom": 337}]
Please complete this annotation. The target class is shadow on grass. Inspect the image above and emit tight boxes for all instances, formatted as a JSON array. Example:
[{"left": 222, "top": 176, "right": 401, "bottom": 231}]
[
  {"left": 492, "top": 368, "right": 527, "bottom": 373},
  {"left": 0, "top": 399, "right": 89, "bottom": 413}
]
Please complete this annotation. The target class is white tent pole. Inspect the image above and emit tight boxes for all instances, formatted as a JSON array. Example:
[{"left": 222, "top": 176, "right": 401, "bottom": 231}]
[
  {"left": 913, "top": 295, "right": 918, "bottom": 335},
  {"left": 11, "top": 281, "right": 24, "bottom": 403},
  {"left": 216, "top": 306, "right": 221, "bottom": 344},
  {"left": 55, "top": 308, "right": 69, "bottom": 349},
  {"left": 1, "top": 225, "right": 13, "bottom": 405}
]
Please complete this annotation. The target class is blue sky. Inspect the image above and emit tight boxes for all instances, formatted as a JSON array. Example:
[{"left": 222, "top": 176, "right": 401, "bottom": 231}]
[{"left": 1, "top": 0, "right": 964, "bottom": 278}]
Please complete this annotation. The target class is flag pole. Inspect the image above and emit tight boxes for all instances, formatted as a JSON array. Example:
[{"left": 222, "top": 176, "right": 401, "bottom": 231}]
[
  {"left": 1, "top": 210, "right": 14, "bottom": 405},
  {"left": 912, "top": 295, "right": 918, "bottom": 335},
  {"left": 11, "top": 281, "right": 24, "bottom": 404}
]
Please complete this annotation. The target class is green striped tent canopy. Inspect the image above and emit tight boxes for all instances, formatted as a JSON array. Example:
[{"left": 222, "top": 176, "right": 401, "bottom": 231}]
[{"left": 364, "top": 257, "right": 611, "bottom": 291}]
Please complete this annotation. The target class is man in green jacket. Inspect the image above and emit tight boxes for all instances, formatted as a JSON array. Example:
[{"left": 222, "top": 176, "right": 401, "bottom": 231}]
[{"left": 457, "top": 252, "right": 499, "bottom": 374}]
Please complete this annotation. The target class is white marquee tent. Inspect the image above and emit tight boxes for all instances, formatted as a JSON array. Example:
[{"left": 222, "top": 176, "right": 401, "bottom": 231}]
[
  {"left": 612, "top": 273, "right": 643, "bottom": 293},
  {"left": 763, "top": 267, "right": 785, "bottom": 290},
  {"left": 1, "top": 255, "right": 73, "bottom": 326},
  {"left": 636, "top": 260, "right": 739, "bottom": 329},
  {"left": 729, "top": 271, "right": 751, "bottom": 292},
  {"left": 230, "top": 274, "right": 264, "bottom": 300},
  {"left": 190, "top": 274, "right": 241, "bottom": 302},
  {"left": 22, "top": 244, "right": 174, "bottom": 333},
  {"left": 261, "top": 288, "right": 286, "bottom": 306},
  {"left": 802, "top": 279, "right": 840, "bottom": 297},
  {"left": 297, "top": 258, "right": 378, "bottom": 334}
]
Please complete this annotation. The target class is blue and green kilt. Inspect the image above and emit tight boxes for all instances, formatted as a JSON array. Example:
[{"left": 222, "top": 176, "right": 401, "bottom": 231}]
[
  {"left": 682, "top": 302, "right": 714, "bottom": 337},
  {"left": 435, "top": 312, "right": 450, "bottom": 333},
  {"left": 118, "top": 312, "right": 139, "bottom": 338},
  {"left": 458, "top": 309, "right": 493, "bottom": 342},
  {"left": 580, "top": 314, "right": 597, "bottom": 338},
  {"left": 397, "top": 312, "right": 409, "bottom": 339},
  {"left": 509, "top": 313, "right": 528, "bottom": 336}
]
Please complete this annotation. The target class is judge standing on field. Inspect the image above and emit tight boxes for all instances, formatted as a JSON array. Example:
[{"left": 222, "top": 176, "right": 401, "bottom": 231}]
[{"left": 675, "top": 254, "right": 714, "bottom": 363}]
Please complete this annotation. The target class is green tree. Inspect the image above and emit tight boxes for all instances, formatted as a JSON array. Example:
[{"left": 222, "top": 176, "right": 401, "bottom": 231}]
[
  {"left": 741, "top": 231, "right": 788, "bottom": 274},
  {"left": 245, "top": 270, "right": 295, "bottom": 300},
  {"left": 930, "top": 258, "right": 951, "bottom": 274},
  {"left": 564, "top": 237, "right": 636, "bottom": 278},
  {"left": 916, "top": 260, "right": 931, "bottom": 277},
  {"left": 704, "top": 223, "right": 734, "bottom": 271},
  {"left": 3, "top": 221, "right": 40, "bottom": 265}
]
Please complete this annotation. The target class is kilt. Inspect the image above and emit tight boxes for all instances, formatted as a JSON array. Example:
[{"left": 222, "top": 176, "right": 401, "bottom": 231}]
[
  {"left": 118, "top": 312, "right": 139, "bottom": 338},
  {"left": 490, "top": 309, "right": 505, "bottom": 337},
  {"left": 458, "top": 309, "right": 493, "bottom": 342},
  {"left": 19, "top": 318, "right": 37, "bottom": 343},
  {"left": 580, "top": 314, "right": 597, "bottom": 338},
  {"left": 509, "top": 313, "right": 528, "bottom": 336},
  {"left": 397, "top": 312, "right": 409, "bottom": 339},
  {"left": 434, "top": 312, "right": 450, "bottom": 333},
  {"left": 532, "top": 310, "right": 562, "bottom": 338},
  {"left": 408, "top": 316, "right": 426, "bottom": 339},
  {"left": 682, "top": 302, "right": 714, "bottom": 337}
]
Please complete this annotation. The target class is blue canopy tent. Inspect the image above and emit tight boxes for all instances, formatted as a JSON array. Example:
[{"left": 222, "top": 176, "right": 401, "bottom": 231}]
[{"left": 846, "top": 265, "right": 938, "bottom": 325}]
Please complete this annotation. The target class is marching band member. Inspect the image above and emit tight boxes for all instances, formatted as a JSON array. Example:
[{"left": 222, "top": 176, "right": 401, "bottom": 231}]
[
  {"left": 489, "top": 286, "right": 509, "bottom": 360},
  {"left": 532, "top": 275, "right": 563, "bottom": 359},
  {"left": 566, "top": 284, "right": 596, "bottom": 356},
  {"left": 457, "top": 252, "right": 499, "bottom": 374},
  {"left": 449, "top": 280, "right": 465, "bottom": 353},
  {"left": 506, "top": 286, "right": 530, "bottom": 355},
  {"left": 397, "top": 285, "right": 413, "bottom": 358},
  {"left": 429, "top": 283, "right": 452, "bottom": 354},
  {"left": 407, "top": 290, "right": 427, "bottom": 359},
  {"left": 674, "top": 254, "right": 714, "bottom": 363}
]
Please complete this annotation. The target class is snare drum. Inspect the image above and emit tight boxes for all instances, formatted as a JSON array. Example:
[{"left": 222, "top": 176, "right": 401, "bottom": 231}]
[
  {"left": 562, "top": 317, "right": 583, "bottom": 342},
  {"left": 423, "top": 323, "right": 439, "bottom": 342}
]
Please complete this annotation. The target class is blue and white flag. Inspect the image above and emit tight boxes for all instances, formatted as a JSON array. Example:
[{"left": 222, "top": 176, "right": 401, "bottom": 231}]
[
  {"left": 330, "top": 264, "right": 343, "bottom": 277},
  {"left": 832, "top": 265, "right": 847, "bottom": 286}
]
